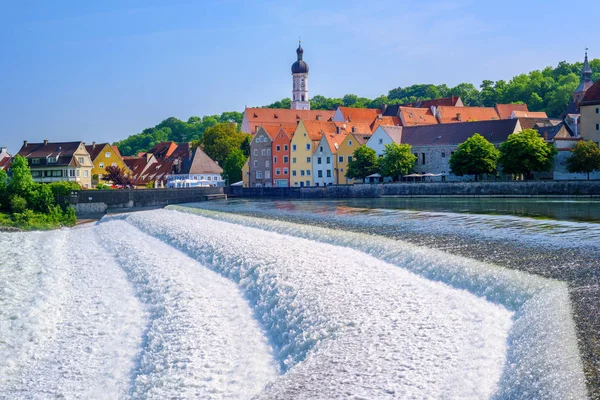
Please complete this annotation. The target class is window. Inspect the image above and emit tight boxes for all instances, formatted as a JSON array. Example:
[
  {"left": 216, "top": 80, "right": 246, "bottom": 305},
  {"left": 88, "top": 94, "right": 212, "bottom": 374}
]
[
  {"left": 273, "top": 156, "right": 278, "bottom": 164},
  {"left": 254, "top": 160, "right": 258, "bottom": 167},
  {"left": 317, "top": 157, "right": 322, "bottom": 164},
  {"left": 284, "top": 145, "right": 288, "bottom": 151},
  {"left": 32, "top": 171, "right": 41, "bottom": 177},
  {"left": 305, "top": 180, "right": 310, "bottom": 187},
  {"left": 267, "top": 149, "right": 271, "bottom": 156},
  {"left": 326, "top": 170, "right": 332, "bottom": 178},
  {"left": 292, "top": 144, "right": 297, "bottom": 151},
  {"left": 326, "top": 157, "right": 331, "bottom": 164},
  {"left": 111, "top": 162, "right": 117, "bottom": 167},
  {"left": 422, "top": 153, "right": 426, "bottom": 164},
  {"left": 292, "top": 170, "right": 297, "bottom": 176},
  {"left": 207, "top": 176, "right": 212, "bottom": 181},
  {"left": 338, "top": 156, "right": 343, "bottom": 163},
  {"left": 52, "top": 170, "right": 62, "bottom": 177},
  {"left": 284, "top": 168, "right": 288, "bottom": 174},
  {"left": 306, "top": 170, "right": 311, "bottom": 176},
  {"left": 301, "top": 170, "right": 305, "bottom": 176},
  {"left": 78, "top": 157, "right": 84, "bottom": 164},
  {"left": 256, "top": 171, "right": 262, "bottom": 179},
  {"left": 261, "top": 149, "right": 266, "bottom": 156},
  {"left": 275, "top": 168, "right": 281, "bottom": 175},
  {"left": 318, "top": 170, "right": 323, "bottom": 178},
  {"left": 348, "top": 156, "right": 353, "bottom": 162},
  {"left": 48, "top": 156, "right": 57, "bottom": 163},
  {"left": 292, "top": 157, "right": 296, "bottom": 164},
  {"left": 348, "top": 140, "right": 353, "bottom": 146},
  {"left": 265, "top": 170, "right": 271, "bottom": 179},
  {"left": 306, "top": 143, "right": 310, "bottom": 151},
  {"left": 596, "top": 108, "right": 599, "bottom": 114},
  {"left": 306, "top": 157, "right": 311, "bottom": 163},
  {"left": 283, "top": 156, "right": 289, "bottom": 163},
  {"left": 69, "top": 170, "right": 75, "bottom": 177},
  {"left": 320, "top": 146, "right": 323, "bottom": 152},
  {"left": 254, "top": 149, "right": 258, "bottom": 156},
  {"left": 441, "top": 152, "right": 446, "bottom": 158},
  {"left": 276, "top": 145, "right": 281, "bottom": 151},
  {"left": 265, "top": 160, "right": 270, "bottom": 167},
  {"left": 597, "top": 123, "right": 600, "bottom": 131},
  {"left": 84, "top": 170, "right": 89, "bottom": 177},
  {"left": 105, "top": 152, "right": 111, "bottom": 158},
  {"left": 32, "top": 158, "right": 40, "bottom": 164},
  {"left": 379, "top": 138, "right": 383, "bottom": 144},
  {"left": 99, "top": 162, "right": 105, "bottom": 168}
]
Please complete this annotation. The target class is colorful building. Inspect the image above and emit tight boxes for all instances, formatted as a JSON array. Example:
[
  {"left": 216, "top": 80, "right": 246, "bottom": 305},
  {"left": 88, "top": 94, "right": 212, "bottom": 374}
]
[
  {"left": 270, "top": 125, "right": 295, "bottom": 187},
  {"left": 249, "top": 127, "right": 275, "bottom": 187},
  {"left": 86, "top": 142, "right": 132, "bottom": 186},
  {"left": 335, "top": 132, "right": 373, "bottom": 184},
  {"left": 312, "top": 132, "right": 346, "bottom": 186}
]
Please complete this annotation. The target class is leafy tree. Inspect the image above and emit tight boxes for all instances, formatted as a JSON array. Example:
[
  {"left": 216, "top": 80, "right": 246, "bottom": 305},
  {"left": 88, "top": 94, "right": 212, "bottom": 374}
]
[
  {"left": 498, "top": 129, "right": 557, "bottom": 178},
  {"left": 566, "top": 140, "right": 600, "bottom": 180},
  {"left": 222, "top": 149, "right": 247, "bottom": 184},
  {"left": 379, "top": 143, "right": 416, "bottom": 180},
  {"left": 8, "top": 155, "right": 35, "bottom": 198},
  {"left": 240, "top": 135, "right": 251, "bottom": 158},
  {"left": 0, "top": 169, "right": 8, "bottom": 210},
  {"left": 449, "top": 134, "right": 500, "bottom": 180},
  {"left": 200, "top": 123, "right": 249, "bottom": 165},
  {"left": 104, "top": 165, "right": 133, "bottom": 186},
  {"left": 346, "top": 145, "right": 379, "bottom": 182}
]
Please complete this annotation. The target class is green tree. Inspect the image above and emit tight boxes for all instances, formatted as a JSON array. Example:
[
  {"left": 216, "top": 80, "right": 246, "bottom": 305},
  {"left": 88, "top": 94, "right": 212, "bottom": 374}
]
[
  {"left": 566, "top": 140, "right": 600, "bottom": 180},
  {"left": 200, "top": 123, "right": 249, "bottom": 165},
  {"left": 8, "top": 155, "right": 35, "bottom": 198},
  {"left": 498, "top": 129, "right": 557, "bottom": 179},
  {"left": 379, "top": 143, "right": 416, "bottom": 180},
  {"left": 222, "top": 149, "right": 247, "bottom": 184},
  {"left": 449, "top": 134, "right": 500, "bottom": 180},
  {"left": 346, "top": 145, "right": 379, "bottom": 182},
  {"left": 0, "top": 169, "right": 8, "bottom": 210}
]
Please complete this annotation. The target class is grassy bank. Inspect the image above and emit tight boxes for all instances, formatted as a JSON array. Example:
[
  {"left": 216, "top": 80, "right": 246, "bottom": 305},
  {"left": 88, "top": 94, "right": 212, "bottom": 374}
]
[{"left": 0, "top": 208, "right": 76, "bottom": 231}]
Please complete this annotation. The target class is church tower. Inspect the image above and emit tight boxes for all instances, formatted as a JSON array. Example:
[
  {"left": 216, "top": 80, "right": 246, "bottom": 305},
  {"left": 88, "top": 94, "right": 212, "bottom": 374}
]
[
  {"left": 291, "top": 41, "right": 310, "bottom": 110},
  {"left": 574, "top": 50, "right": 594, "bottom": 105}
]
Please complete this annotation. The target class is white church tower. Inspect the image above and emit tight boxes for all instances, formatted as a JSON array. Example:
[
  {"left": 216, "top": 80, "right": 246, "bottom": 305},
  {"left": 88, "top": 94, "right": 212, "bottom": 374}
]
[{"left": 291, "top": 41, "right": 310, "bottom": 110}]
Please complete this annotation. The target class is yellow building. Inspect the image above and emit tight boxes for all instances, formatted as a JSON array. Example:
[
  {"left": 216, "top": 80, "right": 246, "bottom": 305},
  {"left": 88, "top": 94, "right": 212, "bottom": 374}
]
[
  {"left": 242, "top": 158, "right": 250, "bottom": 187},
  {"left": 290, "top": 121, "right": 316, "bottom": 187},
  {"left": 86, "top": 142, "right": 131, "bottom": 186},
  {"left": 335, "top": 132, "right": 373, "bottom": 184}
]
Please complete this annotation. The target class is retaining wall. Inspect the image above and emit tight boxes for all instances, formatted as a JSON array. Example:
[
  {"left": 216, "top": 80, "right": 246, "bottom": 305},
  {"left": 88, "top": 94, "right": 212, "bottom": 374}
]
[{"left": 227, "top": 181, "right": 600, "bottom": 199}]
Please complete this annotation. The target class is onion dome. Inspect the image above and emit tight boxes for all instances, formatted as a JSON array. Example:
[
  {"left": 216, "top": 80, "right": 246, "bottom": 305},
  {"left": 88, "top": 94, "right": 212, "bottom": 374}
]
[{"left": 291, "top": 41, "right": 309, "bottom": 74}]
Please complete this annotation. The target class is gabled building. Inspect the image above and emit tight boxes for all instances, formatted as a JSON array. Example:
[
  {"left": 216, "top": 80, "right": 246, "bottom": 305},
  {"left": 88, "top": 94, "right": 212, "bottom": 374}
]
[
  {"left": 249, "top": 126, "right": 275, "bottom": 187},
  {"left": 271, "top": 125, "right": 295, "bottom": 187},
  {"left": 85, "top": 142, "right": 132, "bottom": 186},
  {"left": 17, "top": 140, "right": 94, "bottom": 188},
  {"left": 335, "top": 131, "right": 373, "bottom": 184},
  {"left": 333, "top": 107, "right": 381, "bottom": 124},
  {"left": 165, "top": 146, "right": 223, "bottom": 187},
  {"left": 397, "top": 107, "right": 438, "bottom": 126},
  {"left": 495, "top": 104, "right": 529, "bottom": 119},
  {"left": 366, "top": 125, "right": 404, "bottom": 157},
  {"left": 312, "top": 132, "right": 347, "bottom": 186}
]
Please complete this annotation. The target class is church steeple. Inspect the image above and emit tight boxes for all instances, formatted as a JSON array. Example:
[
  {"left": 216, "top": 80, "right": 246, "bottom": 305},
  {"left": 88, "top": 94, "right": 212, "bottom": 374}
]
[
  {"left": 574, "top": 48, "right": 594, "bottom": 105},
  {"left": 582, "top": 49, "right": 592, "bottom": 81},
  {"left": 291, "top": 41, "right": 310, "bottom": 110}
]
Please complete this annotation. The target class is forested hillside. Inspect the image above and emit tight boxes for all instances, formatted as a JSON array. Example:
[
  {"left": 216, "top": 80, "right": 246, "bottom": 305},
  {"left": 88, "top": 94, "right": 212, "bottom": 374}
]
[{"left": 115, "top": 58, "right": 600, "bottom": 156}]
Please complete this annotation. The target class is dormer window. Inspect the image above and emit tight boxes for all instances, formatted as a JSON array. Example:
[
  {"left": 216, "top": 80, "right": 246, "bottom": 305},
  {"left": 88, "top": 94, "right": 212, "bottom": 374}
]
[
  {"left": 32, "top": 158, "right": 40, "bottom": 164},
  {"left": 48, "top": 156, "right": 57, "bottom": 163}
]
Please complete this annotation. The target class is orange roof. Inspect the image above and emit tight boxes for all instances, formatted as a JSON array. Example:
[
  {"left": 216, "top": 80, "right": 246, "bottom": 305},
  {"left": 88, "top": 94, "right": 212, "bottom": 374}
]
[
  {"left": 495, "top": 104, "right": 528, "bottom": 119},
  {"left": 337, "top": 107, "right": 380, "bottom": 123},
  {"left": 302, "top": 121, "right": 343, "bottom": 141},
  {"left": 262, "top": 124, "right": 296, "bottom": 140},
  {"left": 398, "top": 107, "right": 438, "bottom": 126},
  {"left": 323, "top": 132, "right": 348, "bottom": 154},
  {"left": 510, "top": 110, "right": 548, "bottom": 119},
  {"left": 112, "top": 145, "right": 122, "bottom": 158},
  {"left": 370, "top": 116, "right": 401, "bottom": 131},
  {"left": 245, "top": 108, "right": 334, "bottom": 133},
  {"left": 436, "top": 106, "right": 499, "bottom": 123}
]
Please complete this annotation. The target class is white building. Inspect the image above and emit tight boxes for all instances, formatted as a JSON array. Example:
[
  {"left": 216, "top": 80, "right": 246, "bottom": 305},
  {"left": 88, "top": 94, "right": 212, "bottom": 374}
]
[{"left": 312, "top": 133, "right": 344, "bottom": 186}]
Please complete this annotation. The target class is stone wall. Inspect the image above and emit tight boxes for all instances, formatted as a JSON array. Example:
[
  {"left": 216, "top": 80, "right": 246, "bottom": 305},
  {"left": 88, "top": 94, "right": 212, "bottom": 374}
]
[{"left": 227, "top": 181, "right": 600, "bottom": 199}]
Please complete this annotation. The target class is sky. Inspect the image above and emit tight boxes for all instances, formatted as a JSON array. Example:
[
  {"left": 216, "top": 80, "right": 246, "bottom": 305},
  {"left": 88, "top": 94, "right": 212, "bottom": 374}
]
[{"left": 1, "top": 0, "right": 599, "bottom": 154}]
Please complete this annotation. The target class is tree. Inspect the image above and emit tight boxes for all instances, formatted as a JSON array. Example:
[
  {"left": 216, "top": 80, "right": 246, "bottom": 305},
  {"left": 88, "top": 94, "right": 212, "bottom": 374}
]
[
  {"left": 200, "top": 122, "right": 249, "bottom": 165},
  {"left": 449, "top": 134, "right": 500, "bottom": 180},
  {"left": 346, "top": 145, "right": 379, "bottom": 182},
  {"left": 566, "top": 140, "right": 600, "bottom": 180},
  {"left": 498, "top": 129, "right": 557, "bottom": 179},
  {"left": 104, "top": 165, "right": 133, "bottom": 186},
  {"left": 8, "top": 156, "right": 35, "bottom": 198},
  {"left": 222, "top": 149, "right": 247, "bottom": 184},
  {"left": 0, "top": 169, "right": 8, "bottom": 210},
  {"left": 379, "top": 143, "right": 416, "bottom": 180}
]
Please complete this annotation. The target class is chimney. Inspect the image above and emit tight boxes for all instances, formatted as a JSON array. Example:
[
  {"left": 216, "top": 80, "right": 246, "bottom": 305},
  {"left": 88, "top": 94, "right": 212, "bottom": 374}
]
[
  {"left": 352, "top": 126, "right": 357, "bottom": 133},
  {"left": 92, "top": 141, "right": 96, "bottom": 150},
  {"left": 348, "top": 116, "right": 352, "bottom": 122},
  {"left": 43, "top": 139, "right": 48, "bottom": 145},
  {"left": 316, "top": 114, "right": 322, "bottom": 121},
  {"left": 381, "top": 104, "right": 388, "bottom": 114},
  {"left": 336, "top": 126, "right": 341, "bottom": 134},
  {"left": 456, "top": 113, "right": 462, "bottom": 122},
  {"left": 377, "top": 114, "right": 382, "bottom": 120},
  {"left": 23, "top": 140, "right": 28, "bottom": 147},
  {"left": 1, "top": 146, "right": 6, "bottom": 153}
]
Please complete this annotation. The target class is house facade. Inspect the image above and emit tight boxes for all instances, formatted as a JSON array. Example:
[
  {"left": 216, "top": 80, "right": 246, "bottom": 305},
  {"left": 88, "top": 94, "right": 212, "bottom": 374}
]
[
  {"left": 366, "top": 126, "right": 404, "bottom": 157},
  {"left": 249, "top": 127, "right": 274, "bottom": 187},
  {"left": 312, "top": 132, "right": 345, "bottom": 186},
  {"left": 86, "top": 142, "right": 132, "bottom": 186},
  {"left": 17, "top": 140, "right": 94, "bottom": 188},
  {"left": 271, "top": 126, "right": 294, "bottom": 187},
  {"left": 165, "top": 146, "right": 223, "bottom": 187},
  {"left": 335, "top": 132, "right": 372, "bottom": 184}
]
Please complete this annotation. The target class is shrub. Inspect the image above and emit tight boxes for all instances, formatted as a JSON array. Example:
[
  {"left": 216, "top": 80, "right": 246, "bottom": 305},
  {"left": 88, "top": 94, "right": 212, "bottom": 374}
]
[
  {"left": 48, "top": 181, "right": 81, "bottom": 197},
  {"left": 10, "top": 195, "right": 28, "bottom": 214}
]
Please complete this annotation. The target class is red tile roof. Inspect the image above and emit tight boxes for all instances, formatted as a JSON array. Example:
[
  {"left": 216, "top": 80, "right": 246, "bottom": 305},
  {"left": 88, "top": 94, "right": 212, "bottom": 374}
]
[
  {"left": 510, "top": 110, "right": 548, "bottom": 119},
  {"left": 323, "top": 132, "right": 348, "bottom": 153},
  {"left": 85, "top": 143, "right": 110, "bottom": 161},
  {"left": 415, "top": 96, "right": 462, "bottom": 108},
  {"left": 244, "top": 108, "right": 335, "bottom": 133},
  {"left": 147, "top": 141, "right": 178, "bottom": 160},
  {"left": 370, "top": 116, "right": 401, "bottom": 131},
  {"left": 398, "top": 107, "right": 439, "bottom": 126},
  {"left": 112, "top": 146, "right": 122, "bottom": 158},
  {"left": 0, "top": 157, "right": 12, "bottom": 171},
  {"left": 435, "top": 106, "right": 500, "bottom": 123},
  {"left": 495, "top": 104, "right": 528, "bottom": 119},
  {"left": 337, "top": 107, "right": 380, "bottom": 123}
]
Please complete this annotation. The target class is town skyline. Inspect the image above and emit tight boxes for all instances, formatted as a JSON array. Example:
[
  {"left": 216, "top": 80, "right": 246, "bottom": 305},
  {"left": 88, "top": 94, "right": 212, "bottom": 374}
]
[{"left": 2, "top": 0, "right": 600, "bottom": 154}]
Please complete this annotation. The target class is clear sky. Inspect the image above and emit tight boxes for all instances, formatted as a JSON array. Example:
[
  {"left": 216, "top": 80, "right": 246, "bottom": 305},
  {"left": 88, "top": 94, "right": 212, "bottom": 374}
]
[{"left": 1, "top": 0, "right": 599, "bottom": 154}]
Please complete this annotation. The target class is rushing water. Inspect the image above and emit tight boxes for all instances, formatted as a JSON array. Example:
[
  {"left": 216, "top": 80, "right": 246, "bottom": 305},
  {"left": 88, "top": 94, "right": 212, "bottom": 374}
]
[{"left": 0, "top": 199, "right": 596, "bottom": 398}]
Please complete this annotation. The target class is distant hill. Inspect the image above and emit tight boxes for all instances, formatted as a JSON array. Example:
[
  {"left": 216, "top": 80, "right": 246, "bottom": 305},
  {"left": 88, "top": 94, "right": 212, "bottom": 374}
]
[{"left": 114, "top": 58, "right": 599, "bottom": 156}]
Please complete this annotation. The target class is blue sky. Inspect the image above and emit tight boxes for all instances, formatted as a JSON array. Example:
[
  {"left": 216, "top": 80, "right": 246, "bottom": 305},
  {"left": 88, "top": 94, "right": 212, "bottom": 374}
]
[{"left": 1, "top": 0, "right": 598, "bottom": 153}]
